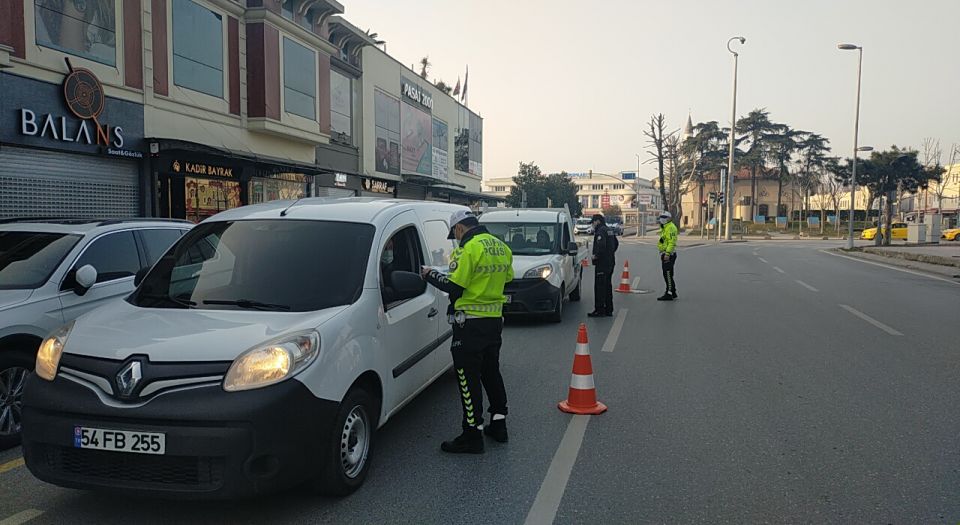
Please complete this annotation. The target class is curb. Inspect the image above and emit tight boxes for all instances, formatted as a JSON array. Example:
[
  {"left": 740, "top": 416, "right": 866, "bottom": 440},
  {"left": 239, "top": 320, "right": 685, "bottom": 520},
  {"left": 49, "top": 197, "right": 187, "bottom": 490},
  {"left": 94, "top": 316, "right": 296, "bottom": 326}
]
[
  {"left": 861, "top": 247, "right": 960, "bottom": 268},
  {"left": 828, "top": 248, "right": 960, "bottom": 280}
]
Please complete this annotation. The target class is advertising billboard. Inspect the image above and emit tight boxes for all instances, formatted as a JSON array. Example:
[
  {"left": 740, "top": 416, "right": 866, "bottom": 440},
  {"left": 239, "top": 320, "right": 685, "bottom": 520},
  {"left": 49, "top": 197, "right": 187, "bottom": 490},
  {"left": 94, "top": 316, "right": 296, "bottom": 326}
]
[
  {"left": 432, "top": 118, "right": 449, "bottom": 181},
  {"left": 401, "top": 102, "right": 432, "bottom": 176}
]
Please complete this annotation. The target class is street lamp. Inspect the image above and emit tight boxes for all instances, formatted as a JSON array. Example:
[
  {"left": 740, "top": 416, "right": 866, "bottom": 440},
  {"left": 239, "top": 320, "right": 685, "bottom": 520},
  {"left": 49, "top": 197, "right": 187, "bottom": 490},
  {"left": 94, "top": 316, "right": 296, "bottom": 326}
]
[
  {"left": 725, "top": 36, "right": 746, "bottom": 240},
  {"left": 635, "top": 153, "right": 642, "bottom": 237},
  {"left": 838, "top": 43, "right": 863, "bottom": 249}
]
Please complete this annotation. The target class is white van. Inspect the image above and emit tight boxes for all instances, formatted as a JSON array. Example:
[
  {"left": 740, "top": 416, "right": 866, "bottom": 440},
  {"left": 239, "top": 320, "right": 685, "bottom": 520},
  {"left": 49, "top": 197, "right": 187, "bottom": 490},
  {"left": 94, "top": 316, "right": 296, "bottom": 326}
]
[
  {"left": 22, "top": 198, "right": 468, "bottom": 498},
  {"left": 480, "top": 208, "right": 589, "bottom": 322}
]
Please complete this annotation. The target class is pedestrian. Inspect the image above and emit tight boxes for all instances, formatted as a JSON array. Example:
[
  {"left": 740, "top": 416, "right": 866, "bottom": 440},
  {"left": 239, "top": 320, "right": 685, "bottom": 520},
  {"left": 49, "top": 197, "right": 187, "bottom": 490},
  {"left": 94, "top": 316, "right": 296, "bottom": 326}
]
[
  {"left": 588, "top": 214, "right": 617, "bottom": 317},
  {"left": 657, "top": 211, "right": 679, "bottom": 301},
  {"left": 421, "top": 210, "right": 513, "bottom": 454}
]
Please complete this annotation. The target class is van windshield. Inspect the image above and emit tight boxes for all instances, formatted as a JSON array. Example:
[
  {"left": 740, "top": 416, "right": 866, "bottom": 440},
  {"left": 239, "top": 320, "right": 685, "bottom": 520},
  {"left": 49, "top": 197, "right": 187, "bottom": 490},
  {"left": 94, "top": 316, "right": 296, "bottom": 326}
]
[
  {"left": 484, "top": 223, "right": 559, "bottom": 256},
  {"left": 131, "top": 220, "right": 375, "bottom": 312}
]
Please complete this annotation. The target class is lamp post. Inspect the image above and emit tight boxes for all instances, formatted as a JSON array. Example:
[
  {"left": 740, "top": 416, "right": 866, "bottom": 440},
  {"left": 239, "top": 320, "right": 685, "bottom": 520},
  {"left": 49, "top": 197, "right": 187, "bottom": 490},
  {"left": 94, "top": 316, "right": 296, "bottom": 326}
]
[
  {"left": 725, "top": 36, "right": 745, "bottom": 240},
  {"left": 635, "top": 153, "right": 643, "bottom": 237},
  {"left": 838, "top": 43, "right": 863, "bottom": 249}
]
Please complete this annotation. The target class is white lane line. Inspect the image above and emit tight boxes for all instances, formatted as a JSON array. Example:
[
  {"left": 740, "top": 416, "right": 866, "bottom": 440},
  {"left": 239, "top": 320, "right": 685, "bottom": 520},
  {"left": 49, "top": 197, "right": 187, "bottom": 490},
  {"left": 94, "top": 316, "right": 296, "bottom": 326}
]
[
  {"left": 757, "top": 257, "right": 769, "bottom": 264},
  {"left": 795, "top": 280, "right": 819, "bottom": 292},
  {"left": 682, "top": 243, "right": 710, "bottom": 251},
  {"left": 773, "top": 266, "right": 785, "bottom": 274},
  {"left": 524, "top": 415, "right": 591, "bottom": 525},
  {"left": 0, "top": 510, "right": 44, "bottom": 525},
  {"left": 601, "top": 309, "right": 628, "bottom": 353},
  {"left": 631, "top": 276, "right": 642, "bottom": 289},
  {"left": 821, "top": 250, "right": 960, "bottom": 286},
  {"left": 839, "top": 305, "right": 904, "bottom": 336}
]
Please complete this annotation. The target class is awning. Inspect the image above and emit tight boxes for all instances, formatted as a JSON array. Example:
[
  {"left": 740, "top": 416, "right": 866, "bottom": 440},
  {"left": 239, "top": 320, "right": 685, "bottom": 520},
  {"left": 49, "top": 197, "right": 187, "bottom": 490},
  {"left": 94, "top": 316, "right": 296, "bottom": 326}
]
[{"left": 147, "top": 138, "right": 344, "bottom": 176}]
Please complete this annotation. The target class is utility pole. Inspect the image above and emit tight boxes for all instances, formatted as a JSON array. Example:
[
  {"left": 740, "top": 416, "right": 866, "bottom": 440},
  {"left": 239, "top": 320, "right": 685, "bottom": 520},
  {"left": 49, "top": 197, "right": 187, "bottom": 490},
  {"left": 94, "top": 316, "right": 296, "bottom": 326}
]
[{"left": 725, "top": 36, "right": 745, "bottom": 240}]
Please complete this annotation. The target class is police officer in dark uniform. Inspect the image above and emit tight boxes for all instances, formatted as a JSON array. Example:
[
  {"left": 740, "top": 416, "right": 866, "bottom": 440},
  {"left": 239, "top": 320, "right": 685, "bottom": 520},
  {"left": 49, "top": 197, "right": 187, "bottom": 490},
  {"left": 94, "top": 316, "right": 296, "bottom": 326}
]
[{"left": 588, "top": 214, "right": 617, "bottom": 317}]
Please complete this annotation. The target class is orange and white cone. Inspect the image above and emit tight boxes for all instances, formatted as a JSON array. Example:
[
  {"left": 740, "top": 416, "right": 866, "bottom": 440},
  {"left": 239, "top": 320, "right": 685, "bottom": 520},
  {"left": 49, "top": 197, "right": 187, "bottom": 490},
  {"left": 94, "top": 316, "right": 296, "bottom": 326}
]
[
  {"left": 558, "top": 324, "right": 607, "bottom": 415},
  {"left": 615, "top": 261, "right": 632, "bottom": 293},
  {"left": 581, "top": 258, "right": 589, "bottom": 268}
]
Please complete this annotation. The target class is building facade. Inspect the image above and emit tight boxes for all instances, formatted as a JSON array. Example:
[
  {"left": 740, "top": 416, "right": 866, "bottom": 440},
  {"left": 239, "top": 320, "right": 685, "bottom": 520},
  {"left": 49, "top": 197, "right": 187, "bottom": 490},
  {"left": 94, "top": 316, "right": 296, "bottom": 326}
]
[{"left": 0, "top": 0, "right": 484, "bottom": 220}]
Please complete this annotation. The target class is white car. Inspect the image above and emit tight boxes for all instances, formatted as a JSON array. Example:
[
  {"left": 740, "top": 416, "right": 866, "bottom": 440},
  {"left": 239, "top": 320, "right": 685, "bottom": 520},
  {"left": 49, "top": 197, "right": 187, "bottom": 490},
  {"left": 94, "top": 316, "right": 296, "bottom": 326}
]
[
  {"left": 480, "top": 207, "right": 589, "bottom": 322},
  {"left": 574, "top": 217, "right": 593, "bottom": 235},
  {"left": 22, "top": 198, "right": 469, "bottom": 498},
  {"left": 0, "top": 218, "right": 191, "bottom": 449}
]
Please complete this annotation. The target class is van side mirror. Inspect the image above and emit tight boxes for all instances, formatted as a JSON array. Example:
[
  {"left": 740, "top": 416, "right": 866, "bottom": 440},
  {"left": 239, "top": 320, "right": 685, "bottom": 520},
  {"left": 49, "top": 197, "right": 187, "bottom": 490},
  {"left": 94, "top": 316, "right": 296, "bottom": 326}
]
[
  {"left": 74, "top": 264, "right": 98, "bottom": 296},
  {"left": 134, "top": 267, "right": 150, "bottom": 287},
  {"left": 567, "top": 242, "right": 579, "bottom": 256},
  {"left": 391, "top": 271, "right": 427, "bottom": 301}
]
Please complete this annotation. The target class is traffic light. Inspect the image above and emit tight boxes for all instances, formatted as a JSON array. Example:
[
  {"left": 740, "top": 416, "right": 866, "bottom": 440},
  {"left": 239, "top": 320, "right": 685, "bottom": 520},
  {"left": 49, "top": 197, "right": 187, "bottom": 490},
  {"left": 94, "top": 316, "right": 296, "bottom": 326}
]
[
  {"left": 708, "top": 191, "right": 717, "bottom": 203},
  {"left": 718, "top": 192, "right": 725, "bottom": 204}
]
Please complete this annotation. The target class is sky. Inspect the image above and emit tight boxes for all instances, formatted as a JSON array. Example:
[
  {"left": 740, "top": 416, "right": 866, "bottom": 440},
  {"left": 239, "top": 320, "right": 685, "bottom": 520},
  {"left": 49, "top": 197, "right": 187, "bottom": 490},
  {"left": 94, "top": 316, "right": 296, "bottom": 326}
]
[{"left": 342, "top": 0, "right": 960, "bottom": 181}]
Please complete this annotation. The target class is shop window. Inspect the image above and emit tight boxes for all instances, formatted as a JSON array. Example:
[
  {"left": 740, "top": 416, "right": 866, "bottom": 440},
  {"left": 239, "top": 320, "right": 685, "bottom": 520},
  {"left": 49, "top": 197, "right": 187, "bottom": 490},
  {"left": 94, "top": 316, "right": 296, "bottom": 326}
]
[
  {"left": 330, "top": 70, "right": 353, "bottom": 143},
  {"left": 63, "top": 231, "right": 140, "bottom": 289},
  {"left": 380, "top": 226, "right": 424, "bottom": 308},
  {"left": 374, "top": 90, "right": 401, "bottom": 175},
  {"left": 172, "top": 0, "right": 224, "bottom": 98},
  {"left": 249, "top": 174, "right": 309, "bottom": 204},
  {"left": 34, "top": 0, "right": 117, "bottom": 66},
  {"left": 283, "top": 37, "right": 317, "bottom": 120}
]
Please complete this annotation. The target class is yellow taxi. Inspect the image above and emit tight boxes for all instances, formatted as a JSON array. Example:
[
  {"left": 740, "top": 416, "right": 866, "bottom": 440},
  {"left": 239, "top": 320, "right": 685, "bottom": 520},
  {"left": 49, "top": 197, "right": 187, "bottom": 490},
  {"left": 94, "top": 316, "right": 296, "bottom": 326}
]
[
  {"left": 860, "top": 222, "right": 908, "bottom": 241},
  {"left": 942, "top": 227, "right": 960, "bottom": 241}
]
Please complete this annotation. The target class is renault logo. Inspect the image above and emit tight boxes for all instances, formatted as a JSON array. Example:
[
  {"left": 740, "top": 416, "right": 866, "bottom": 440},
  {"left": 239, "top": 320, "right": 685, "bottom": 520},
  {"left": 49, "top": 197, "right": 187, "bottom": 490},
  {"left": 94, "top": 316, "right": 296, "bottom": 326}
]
[{"left": 116, "top": 361, "right": 142, "bottom": 398}]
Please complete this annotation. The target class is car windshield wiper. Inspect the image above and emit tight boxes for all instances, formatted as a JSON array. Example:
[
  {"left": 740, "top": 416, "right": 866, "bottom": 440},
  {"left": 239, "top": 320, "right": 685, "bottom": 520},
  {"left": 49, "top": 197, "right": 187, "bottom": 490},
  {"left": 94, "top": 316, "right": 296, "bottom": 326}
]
[
  {"left": 137, "top": 292, "right": 196, "bottom": 309},
  {"left": 202, "top": 299, "right": 291, "bottom": 311}
]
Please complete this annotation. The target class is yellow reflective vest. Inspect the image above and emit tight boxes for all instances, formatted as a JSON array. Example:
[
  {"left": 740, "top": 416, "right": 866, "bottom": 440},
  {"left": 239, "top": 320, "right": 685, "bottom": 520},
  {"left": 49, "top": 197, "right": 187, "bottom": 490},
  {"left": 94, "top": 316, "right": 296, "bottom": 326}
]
[{"left": 448, "top": 230, "right": 513, "bottom": 317}]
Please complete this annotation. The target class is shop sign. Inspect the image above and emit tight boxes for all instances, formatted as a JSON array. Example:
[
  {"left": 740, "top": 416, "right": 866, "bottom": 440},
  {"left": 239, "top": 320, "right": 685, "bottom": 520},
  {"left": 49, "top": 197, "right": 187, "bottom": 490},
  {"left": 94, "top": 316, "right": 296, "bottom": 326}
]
[
  {"left": 362, "top": 177, "right": 395, "bottom": 195},
  {"left": 172, "top": 160, "right": 235, "bottom": 177},
  {"left": 334, "top": 173, "right": 348, "bottom": 187},
  {"left": 401, "top": 77, "right": 433, "bottom": 111},
  {"left": 601, "top": 193, "right": 611, "bottom": 208},
  {"left": 16, "top": 68, "right": 142, "bottom": 158}
]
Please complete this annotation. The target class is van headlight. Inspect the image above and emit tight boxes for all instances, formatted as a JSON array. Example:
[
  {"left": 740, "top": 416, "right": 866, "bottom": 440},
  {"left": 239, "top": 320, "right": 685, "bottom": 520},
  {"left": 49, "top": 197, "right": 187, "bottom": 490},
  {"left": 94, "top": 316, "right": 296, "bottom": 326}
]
[
  {"left": 37, "top": 321, "right": 75, "bottom": 381},
  {"left": 523, "top": 264, "right": 553, "bottom": 279},
  {"left": 223, "top": 331, "right": 320, "bottom": 392}
]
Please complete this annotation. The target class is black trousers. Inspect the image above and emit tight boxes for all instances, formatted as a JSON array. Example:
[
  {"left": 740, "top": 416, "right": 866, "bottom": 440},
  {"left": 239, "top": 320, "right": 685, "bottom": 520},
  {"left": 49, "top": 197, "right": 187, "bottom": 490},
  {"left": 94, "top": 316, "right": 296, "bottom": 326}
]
[
  {"left": 661, "top": 252, "right": 678, "bottom": 295},
  {"left": 450, "top": 317, "right": 508, "bottom": 430},
  {"left": 594, "top": 266, "right": 614, "bottom": 314}
]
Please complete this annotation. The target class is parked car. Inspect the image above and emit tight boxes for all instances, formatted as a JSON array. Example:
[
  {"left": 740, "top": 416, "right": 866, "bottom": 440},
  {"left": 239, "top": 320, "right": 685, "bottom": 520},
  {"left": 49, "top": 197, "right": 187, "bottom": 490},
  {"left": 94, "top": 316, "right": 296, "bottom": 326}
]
[
  {"left": 941, "top": 227, "right": 960, "bottom": 241},
  {"left": 861, "top": 222, "right": 908, "bottom": 241},
  {"left": 607, "top": 218, "right": 624, "bottom": 236},
  {"left": 574, "top": 217, "right": 593, "bottom": 235},
  {"left": 481, "top": 207, "right": 588, "bottom": 322},
  {"left": 0, "top": 218, "right": 191, "bottom": 449},
  {"left": 22, "top": 198, "right": 470, "bottom": 498}
]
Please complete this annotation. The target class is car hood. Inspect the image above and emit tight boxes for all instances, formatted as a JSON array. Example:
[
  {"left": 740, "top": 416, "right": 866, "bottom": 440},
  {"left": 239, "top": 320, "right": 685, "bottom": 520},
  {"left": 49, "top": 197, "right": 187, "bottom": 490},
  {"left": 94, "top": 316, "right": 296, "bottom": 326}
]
[
  {"left": 64, "top": 299, "right": 347, "bottom": 362},
  {"left": 0, "top": 289, "right": 34, "bottom": 311}
]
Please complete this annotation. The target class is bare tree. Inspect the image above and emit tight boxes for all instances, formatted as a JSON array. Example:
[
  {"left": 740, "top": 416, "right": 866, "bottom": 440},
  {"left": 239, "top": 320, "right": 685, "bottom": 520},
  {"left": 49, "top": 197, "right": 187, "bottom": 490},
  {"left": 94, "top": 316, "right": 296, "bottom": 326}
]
[
  {"left": 929, "top": 141, "right": 956, "bottom": 212},
  {"left": 419, "top": 56, "right": 431, "bottom": 79},
  {"left": 664, "top": 134, "right": 699, "bottom": 226},
  {"left": 644, "top": 114, "right": 676, "bottom": 219}
]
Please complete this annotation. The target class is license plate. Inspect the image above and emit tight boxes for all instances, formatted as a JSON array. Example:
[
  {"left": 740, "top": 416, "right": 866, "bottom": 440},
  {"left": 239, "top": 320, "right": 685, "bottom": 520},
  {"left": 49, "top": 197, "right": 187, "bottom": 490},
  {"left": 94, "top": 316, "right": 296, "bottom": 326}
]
[
  {"left": 74, "top": 426, "right": 165, "bottom": 455},
  {"left": 504, "top": 295, "right": 512, "bottom": 303}
]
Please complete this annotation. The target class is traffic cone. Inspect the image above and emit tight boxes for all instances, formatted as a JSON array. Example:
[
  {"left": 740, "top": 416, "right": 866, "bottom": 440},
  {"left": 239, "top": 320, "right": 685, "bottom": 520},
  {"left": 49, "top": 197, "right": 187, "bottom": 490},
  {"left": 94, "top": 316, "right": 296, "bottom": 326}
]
[
  {"left": 581, "top": 258, "right": 589, "bottom": 268},
  {"left": 615, "top": 261, "right": 632, "bottom": 293},
  {"left": 558, "top": 324, "right": 607, "bottom": 415}
]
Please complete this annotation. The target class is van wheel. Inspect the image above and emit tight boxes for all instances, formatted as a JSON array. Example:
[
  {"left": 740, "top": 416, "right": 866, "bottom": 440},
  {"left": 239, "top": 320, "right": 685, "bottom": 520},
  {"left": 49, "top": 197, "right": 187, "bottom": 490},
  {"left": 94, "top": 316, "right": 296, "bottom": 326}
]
[
  {"left": 0, "top": 352, "right": 32, "bottom": 450},
  {"left": 548, "top": 285, "right": 565, "bottom": 323},
  {"left": 314, "top": 386, "right": 377, "bottom": 496},
  {"left": 569, "top": 270, "right": 582, "bottom": 302}
]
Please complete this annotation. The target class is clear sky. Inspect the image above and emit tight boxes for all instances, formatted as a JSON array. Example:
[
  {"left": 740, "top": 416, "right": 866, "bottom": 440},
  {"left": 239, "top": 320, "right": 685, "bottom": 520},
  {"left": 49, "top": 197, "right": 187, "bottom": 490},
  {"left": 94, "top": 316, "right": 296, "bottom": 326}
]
[{"left": 342, "top": 0, "right": 960, "bottom": 180}]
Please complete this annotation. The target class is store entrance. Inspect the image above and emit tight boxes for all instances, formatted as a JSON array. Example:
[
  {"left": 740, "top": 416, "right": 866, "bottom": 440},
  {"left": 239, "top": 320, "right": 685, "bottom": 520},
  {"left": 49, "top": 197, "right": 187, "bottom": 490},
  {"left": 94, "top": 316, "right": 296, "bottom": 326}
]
[{"left": 159, "top": 174, "right": 241, "bottom": 222}]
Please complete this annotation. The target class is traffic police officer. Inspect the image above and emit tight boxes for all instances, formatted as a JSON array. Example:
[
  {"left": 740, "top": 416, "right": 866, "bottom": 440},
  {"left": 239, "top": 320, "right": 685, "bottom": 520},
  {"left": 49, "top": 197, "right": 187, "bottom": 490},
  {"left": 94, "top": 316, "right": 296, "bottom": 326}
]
[
  {"left": 588, "top": 214, "right": 617, "bottom": 317},
  {"left": 657, "top": 211, "right": 679, "bottom": 301},
  {"left": 421, "top": 210, "right": 513, "bottom": 454}
]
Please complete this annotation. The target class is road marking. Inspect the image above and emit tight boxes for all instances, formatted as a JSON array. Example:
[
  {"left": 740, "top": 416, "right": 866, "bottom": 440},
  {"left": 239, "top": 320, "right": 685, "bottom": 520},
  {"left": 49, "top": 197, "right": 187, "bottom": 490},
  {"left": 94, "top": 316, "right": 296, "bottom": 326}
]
[
  {"left": 601, "top": 309, "right": 628, "bottom": 353},
  {"left": 0, "top": 457, "right": 24, "bottom": 474},
  {"left": 524, "top": 415, "right": 591, "bottom": 525},
  {"left": 795, "top": 280, "right": 819, "bottom": 292},
  {"left": 682, "top": 243, "right": 710, "bottom": 251},
  {"left": 631, "top": 277, "right": 642, "bottom": 289},
  {"left": 0, "top": 510, "right": 44, "bottom": 525},
  {"left": 821, "top": 250, "right": 960, "bottom": 286},
  {"left": 840, "top": 304, "right": 903, "bottom": 336},
  {"left": 773, "top": 266, "right": 785, "bottom": 274},
  {"left": 757, "top": 257, "right": 769, "bottom": 263}
]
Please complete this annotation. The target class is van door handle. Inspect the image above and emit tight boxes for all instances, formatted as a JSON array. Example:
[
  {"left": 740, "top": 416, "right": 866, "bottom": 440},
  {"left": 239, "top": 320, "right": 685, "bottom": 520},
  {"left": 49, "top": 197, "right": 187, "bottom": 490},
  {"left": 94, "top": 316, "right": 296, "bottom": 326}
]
[{"left": 427, "top": 308, "right": 439, "bottom": 318}]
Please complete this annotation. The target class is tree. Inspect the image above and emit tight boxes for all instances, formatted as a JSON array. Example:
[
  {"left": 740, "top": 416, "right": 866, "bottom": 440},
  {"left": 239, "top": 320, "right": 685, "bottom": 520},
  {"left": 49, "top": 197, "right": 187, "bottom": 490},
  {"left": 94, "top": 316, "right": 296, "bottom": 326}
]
[
  {"left": 506, "top": 163, "right": 582, "bottom": 216},
  {"left": 922, "top": 138, "right": 949, "bottom": 215},
  {"left": 601, "top": 204, "right": 622, "bottom": 219},
  {"left": 823, "top": 157, "right": 849, "bottom": 236},
  {"left": 766, "top": 124, "right": 805, "bottom": 218},
  {"left": 736, "top": 109, "right": 778, "bottom": 219},
  {"left": 794, "top": 133, "right": 830, "bottom": 231},
  {"left": 418, "top": 56, "right": 431, "bottom": 79},
  {"left": 434, "top": 79, "right": 453, "bottom": 95},
  {"left": 681, "top": 121, "right": 727, "bottom": 226},
  {"left": 644, "top": 114, "right": 675, "bottom": 219},
  {"left": 857, "top": 147, "right": 932, "bottom": 245}
]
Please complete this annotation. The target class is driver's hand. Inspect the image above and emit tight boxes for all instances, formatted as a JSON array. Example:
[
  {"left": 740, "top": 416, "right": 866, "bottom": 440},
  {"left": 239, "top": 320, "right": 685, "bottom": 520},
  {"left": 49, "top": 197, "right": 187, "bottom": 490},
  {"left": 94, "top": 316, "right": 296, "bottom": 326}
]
[{"left": 420, "top": 266, "right": 432, "bottom": 278}]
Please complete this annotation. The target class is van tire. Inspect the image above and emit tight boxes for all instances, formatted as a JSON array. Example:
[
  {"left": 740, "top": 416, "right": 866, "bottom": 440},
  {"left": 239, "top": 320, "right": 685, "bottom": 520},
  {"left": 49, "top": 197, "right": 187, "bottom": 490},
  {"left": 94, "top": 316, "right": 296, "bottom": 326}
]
[
  {"left": 0, "top": 350, "right": 33, "bottom": 450},
  {"left": 314, "top": 386, "right": 378, "bottom": 496},
  {"left": 569, "top": 270, "right": 582, "bottom": 302}
]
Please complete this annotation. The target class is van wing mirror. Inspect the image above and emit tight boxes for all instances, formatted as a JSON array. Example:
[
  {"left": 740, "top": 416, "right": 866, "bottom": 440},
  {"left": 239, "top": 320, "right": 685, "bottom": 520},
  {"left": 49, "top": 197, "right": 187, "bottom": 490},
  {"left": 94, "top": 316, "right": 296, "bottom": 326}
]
[
  {"left": 567, "top": 242, "right": 579, "bottom": 256},
  {"left": 391, "top": 271, "right": 427, "bottom": 301}
]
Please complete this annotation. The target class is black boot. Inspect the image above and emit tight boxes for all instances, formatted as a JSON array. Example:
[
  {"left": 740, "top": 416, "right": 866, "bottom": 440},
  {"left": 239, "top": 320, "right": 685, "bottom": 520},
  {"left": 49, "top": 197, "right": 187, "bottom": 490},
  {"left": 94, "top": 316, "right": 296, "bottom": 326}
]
[
  {"left": 441, "top": 428, "right": 484, "bottom": 454},
  {"left": 484, "top": 419, "right": 508, "bottom": 443},
  {"left": 587, "top": 311, "right": 605, "bottom": 317},
  {"left": 656, "top": 293, "right": 674, "bottom": 301}
]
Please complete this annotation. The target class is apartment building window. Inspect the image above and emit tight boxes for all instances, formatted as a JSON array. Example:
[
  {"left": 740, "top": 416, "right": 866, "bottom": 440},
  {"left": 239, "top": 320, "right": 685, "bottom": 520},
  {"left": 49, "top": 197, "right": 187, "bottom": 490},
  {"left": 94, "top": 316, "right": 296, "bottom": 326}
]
[
  {"left": 591, "top": 185, "right": 601, "bottom": 191},
  {"left": 35, "top": 0, "right": 117, "bottom": 66},
  {"left": 374, "top": 89, "right": 401, "bottom": 175},
  {"left": 591, "top": 195, "right": 600, "bottom": 208},
  {"left": 493, "top": 186, "right": 506, "bottom": 192},
  {"left": 613, "top": 184, "right": 625, "bottom": 190},
  {"left": 330, "top": 69, "right": 352, "bottom": 143},
  {"left": 283, "top": 37, "right": 317, "bottom": 120},
  {"left": 172, "top": 0, "right": 224, "bottom": 98}
]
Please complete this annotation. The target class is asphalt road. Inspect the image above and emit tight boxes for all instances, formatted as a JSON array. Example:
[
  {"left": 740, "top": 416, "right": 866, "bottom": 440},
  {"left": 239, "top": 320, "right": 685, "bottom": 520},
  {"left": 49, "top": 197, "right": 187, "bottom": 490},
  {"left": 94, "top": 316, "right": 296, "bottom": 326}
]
[{"left": 1, "top": 239, "right": 958, "bottom": 524}]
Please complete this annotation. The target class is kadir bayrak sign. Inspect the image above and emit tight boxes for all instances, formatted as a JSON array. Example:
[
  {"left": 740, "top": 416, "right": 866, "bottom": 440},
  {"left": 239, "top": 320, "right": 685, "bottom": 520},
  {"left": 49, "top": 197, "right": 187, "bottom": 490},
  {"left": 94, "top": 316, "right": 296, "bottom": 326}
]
[{"left": 8, "top": 64, "right": 144, "bottom": 158}]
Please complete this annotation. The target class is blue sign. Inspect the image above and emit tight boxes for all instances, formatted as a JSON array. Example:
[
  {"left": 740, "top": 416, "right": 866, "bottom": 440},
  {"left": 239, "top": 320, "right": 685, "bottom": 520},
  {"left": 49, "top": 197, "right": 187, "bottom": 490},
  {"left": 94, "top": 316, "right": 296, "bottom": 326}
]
[
  {"left": 776, "top": 217, "right": 788, "bottom": 227},
  {"left": 754, "top": 215, "right": 766, "bottom": 224},
  {"left": 807, "top": 217, "right": 820, "bottom": 226},
  {"left": 827, "top": 215, "right": 837, "bottom": 224},
  {"left": 621, "top": 171, "right": 637, "bottom": 180}
]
